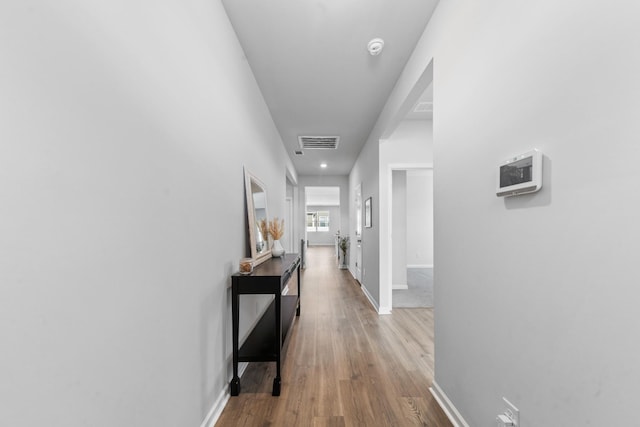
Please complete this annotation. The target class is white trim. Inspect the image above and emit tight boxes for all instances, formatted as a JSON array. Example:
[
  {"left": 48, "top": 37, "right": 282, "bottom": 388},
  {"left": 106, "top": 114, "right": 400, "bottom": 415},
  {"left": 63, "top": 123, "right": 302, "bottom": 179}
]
[
  {"left": 392, "top": 284, "right": 409, "bottom": 290},
  {"left": 200, "top": 363, "right": 249, "bottom": 427},
  {"left": 200, "top": 388, "right": 229, "bottom": 427},
  {"left": 360, "top": 283, "right": 391, "bottom": 314},
  {"left": 371, "top": 289, "right": 392, "bottom": 315},
  {"left": 360, "top": 283, "right": 379, "bottom": 311},
  {"left": 407, "top": 264, "right": 434, "bottom": 269},
  {"left": 430, "top": 381, "right": 470, "bottom": 427},
  {"left": 388, "top": 163, "right": 435, "bottom": 170}
]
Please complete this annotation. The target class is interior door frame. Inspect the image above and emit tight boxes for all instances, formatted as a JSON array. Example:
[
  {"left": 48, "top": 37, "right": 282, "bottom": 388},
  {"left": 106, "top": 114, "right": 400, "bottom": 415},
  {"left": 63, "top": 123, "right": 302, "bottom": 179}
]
[
  {"left": 386, "top": 164, "right": 433, "bottom": 309},
  {"left": 354, "top": 183, "right": 362, "bottom": 283}
]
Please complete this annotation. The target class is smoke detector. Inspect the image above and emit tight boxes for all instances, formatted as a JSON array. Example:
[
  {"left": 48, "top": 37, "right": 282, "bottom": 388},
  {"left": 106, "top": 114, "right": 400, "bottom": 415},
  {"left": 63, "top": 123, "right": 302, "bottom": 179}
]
[{"left": 367, "top": 38, "right": 384, "bottom": 56}]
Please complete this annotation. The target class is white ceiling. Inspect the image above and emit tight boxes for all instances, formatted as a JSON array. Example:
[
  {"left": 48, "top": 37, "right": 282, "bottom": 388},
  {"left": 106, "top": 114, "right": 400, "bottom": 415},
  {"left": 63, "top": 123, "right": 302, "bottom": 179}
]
[{"left": 222, "top": 0, "right": 439, "bottom": 175}]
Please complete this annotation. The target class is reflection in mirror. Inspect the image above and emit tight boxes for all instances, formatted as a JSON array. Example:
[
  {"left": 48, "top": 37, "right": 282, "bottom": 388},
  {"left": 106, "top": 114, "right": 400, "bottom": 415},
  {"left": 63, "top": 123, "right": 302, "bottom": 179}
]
[
  {"left": 252, "top": 181, "right": 268, "bottom": 253},
  {"left": 244, "top": 169, "right": 271, "bottom": 266}
]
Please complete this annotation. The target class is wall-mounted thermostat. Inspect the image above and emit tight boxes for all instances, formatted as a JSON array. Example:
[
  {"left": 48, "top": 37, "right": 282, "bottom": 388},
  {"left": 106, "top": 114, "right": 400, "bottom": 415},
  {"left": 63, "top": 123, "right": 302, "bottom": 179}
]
[{"left": 496, "top": 149, "right": 543, "bottom": 197}]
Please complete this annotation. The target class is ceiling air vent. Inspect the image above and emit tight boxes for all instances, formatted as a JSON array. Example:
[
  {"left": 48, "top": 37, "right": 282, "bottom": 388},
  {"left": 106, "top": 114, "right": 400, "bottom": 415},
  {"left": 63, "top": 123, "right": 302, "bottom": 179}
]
[
  {"left": 414, "top": 102, "right": 433, "bottom": 113},
  {"left": 294, "top": 150, "right": 304, "bottom": 156},
  {"left": 298, "top": 136, "right": 340, "bottom": 150}
]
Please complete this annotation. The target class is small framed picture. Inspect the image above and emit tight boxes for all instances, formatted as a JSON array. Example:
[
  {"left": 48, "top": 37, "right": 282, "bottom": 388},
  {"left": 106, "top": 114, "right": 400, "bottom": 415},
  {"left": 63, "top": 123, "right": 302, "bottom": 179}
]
[{"left": 364, "top": 197, "right": 372, "bottom": 228}]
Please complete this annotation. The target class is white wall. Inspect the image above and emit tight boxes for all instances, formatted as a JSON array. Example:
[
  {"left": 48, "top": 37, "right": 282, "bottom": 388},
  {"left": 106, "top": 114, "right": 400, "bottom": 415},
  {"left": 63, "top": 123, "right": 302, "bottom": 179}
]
[
  {"left": 391, "top": 171, "right": 408, "bottom": 286},
  {"left": 381, "top": 1, "right": 640, "bottom": 425},
  {"left": 284, "top": 178, "right": 295, "bottom": 252},
  {"left": 406, "top": 169, "right": 433, "bottom": 267},
  {"left": 0, "top": 2, "right": 295, "bottom": 426},
  {"left": 349, "top": 140, "right": 380, "bottom": 306},
  {"left": 383, "top": 120, "right": 434, "bottom": 164}
]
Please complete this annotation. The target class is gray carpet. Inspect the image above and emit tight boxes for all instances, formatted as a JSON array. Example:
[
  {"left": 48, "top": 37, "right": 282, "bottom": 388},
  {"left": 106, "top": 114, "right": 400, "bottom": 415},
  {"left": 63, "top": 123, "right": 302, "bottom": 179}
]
[{"left": 392, "top": 268, "right": 433, "bottom": 308}]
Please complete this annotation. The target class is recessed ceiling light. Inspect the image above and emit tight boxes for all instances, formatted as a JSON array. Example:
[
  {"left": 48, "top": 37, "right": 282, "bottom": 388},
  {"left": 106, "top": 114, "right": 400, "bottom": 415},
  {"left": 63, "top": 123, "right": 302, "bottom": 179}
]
[{"left": 320, "top": 163, "right": 328, "bottom": 168}]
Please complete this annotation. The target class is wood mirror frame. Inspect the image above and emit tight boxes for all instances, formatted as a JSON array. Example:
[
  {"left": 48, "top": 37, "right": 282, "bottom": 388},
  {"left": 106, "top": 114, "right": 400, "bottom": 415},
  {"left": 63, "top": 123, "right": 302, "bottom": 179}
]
[{"left": 244, "top": 169, "right": 271, "bottom": 266}]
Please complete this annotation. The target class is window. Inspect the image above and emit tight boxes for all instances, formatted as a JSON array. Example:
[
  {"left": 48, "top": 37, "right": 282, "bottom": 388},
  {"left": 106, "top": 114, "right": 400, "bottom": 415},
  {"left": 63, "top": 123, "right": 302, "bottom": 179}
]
[
  {"left": 317, "top": 211, "right": 330, "bottom": 232},
  {"left": 306, "top": 211, "right": 330, "bottom": 232},
  {"left": 306, "top": 212, "right": 316, "bottom": 231}
]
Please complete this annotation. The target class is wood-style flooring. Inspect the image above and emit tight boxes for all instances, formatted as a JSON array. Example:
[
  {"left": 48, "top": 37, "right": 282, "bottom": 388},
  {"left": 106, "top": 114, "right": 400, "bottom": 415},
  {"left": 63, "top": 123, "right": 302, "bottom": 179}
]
[{"left": 216, "top": 247, "right": 452, "bottom": 427}]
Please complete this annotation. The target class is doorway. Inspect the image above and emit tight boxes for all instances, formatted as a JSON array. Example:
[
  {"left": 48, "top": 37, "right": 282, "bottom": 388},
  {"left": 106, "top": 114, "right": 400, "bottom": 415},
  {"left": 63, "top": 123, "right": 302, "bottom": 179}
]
[
  {"left": 304, "top": 186, "right": 341, "bottom": 252},
  {"left": 378, "top": 60, "right": 433, "bottom": 313},
  {"left": 391, "top": 167, "right": 433, "bottom": 308}
]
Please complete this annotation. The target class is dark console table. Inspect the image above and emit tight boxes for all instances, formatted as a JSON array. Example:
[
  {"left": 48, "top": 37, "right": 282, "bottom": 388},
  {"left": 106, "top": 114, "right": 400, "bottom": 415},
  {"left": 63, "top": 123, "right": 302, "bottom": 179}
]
[{"left": 230, "top": 253, "right": 301, "bottom": 396}]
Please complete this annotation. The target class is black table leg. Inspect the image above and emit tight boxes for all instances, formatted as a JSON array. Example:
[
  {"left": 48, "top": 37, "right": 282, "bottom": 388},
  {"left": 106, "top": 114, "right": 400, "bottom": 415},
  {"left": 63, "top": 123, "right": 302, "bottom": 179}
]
[
  {"left": 296, "top": 264, "right": 301, "bottom": 316},
  {"left": 273, "top": 293, "right": 281, "bottom": 396},
  {"left": 230, "top": 286, "right": 240, "bottom": 396},
  {"left": 272, "top": 377, "right": 281, "bottom": 396}
]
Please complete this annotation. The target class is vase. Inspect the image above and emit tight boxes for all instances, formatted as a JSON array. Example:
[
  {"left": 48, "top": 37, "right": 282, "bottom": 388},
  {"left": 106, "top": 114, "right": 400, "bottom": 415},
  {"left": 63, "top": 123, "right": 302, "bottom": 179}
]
[
  {"left": 271, "top": 239, "right": 285, "bottom": 257},
  {"left": 239, "top": 258, "right": 254, "bottom": 275},
  {"left": 339, "top": 251, "right": 348, "bottom": 269}
]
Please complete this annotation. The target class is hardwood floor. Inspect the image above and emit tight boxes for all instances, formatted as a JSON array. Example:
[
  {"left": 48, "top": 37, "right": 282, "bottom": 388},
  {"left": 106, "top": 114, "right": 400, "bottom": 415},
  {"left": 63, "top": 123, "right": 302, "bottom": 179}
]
[{"left": 216, "top": 247, "right": 452, "bottom": 427}]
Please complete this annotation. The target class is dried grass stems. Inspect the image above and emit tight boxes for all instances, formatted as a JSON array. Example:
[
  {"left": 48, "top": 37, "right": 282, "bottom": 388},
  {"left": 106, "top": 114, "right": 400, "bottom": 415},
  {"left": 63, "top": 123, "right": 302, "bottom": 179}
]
[
  {"left": 268, "top": 217, "right": 285, "bottom": 241},
  {"left": 258, "top": 218, "right": 269, "bottom": 242}
]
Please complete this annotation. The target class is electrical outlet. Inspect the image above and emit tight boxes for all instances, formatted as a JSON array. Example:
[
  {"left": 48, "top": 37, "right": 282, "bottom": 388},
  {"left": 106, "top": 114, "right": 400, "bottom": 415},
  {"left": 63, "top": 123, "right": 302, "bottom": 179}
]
[{"left": 496, "top": 397, "right": 519, "bottom": 427}]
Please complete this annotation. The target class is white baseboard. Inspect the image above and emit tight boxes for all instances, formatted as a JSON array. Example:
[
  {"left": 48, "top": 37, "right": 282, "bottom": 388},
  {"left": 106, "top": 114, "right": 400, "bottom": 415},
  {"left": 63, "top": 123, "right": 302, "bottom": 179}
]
[
  {"left": 200, "top": 388, "right": 229, "bottom": 427},
  {"left": 378, "top": 305, "right": 392, "bottom": 315},
  {"left": 359, "top": 284, "right": 391, "bottom": 315},
  {"left": 392, "top": 283, "right": 409, "bottom": 290},
  {"left": 360, "top": 283, "right": 379, "bottom": 311},
  {"left": 430, "top": 381, "right": 470, "bottom": 427},
  {"left": 407, "top": 264, "right": 434, "bottom": 269},
  {"left": 200, "top": 363, "right": 248, "bottom": 427}
]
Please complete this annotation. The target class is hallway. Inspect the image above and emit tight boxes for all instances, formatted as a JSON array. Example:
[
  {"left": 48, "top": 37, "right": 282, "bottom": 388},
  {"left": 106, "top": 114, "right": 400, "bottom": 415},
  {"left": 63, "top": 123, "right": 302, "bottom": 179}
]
[{"left": 216, "top": 247, "right": 451, "bottom": 426}]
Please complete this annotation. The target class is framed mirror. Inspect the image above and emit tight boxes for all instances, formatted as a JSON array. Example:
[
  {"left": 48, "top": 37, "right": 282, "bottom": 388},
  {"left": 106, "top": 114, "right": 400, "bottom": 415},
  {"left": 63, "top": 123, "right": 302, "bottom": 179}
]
[{"left": 244, "top": 169, "right": 271, "bottom": 266}]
